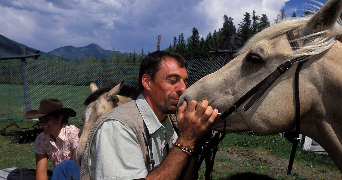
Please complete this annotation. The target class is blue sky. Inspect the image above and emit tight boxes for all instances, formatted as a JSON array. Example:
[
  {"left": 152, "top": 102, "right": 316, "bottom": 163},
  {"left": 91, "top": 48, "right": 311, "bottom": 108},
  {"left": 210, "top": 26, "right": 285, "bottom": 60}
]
[{"left": 0, "top": 0, "right": 329, "bottom": 54}]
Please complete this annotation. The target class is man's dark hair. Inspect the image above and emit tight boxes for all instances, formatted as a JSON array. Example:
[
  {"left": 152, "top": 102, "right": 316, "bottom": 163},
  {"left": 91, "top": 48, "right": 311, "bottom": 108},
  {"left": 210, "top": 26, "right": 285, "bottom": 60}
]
[{"left": 139, "top": 51, "right": 187, "bottom": 92}]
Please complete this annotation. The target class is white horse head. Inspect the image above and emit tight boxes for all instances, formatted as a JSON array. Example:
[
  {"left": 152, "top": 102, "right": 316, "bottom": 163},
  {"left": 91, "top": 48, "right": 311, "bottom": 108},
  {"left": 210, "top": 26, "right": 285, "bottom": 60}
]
[{"left": 179, "top": 0, "right": 342, "bottom": 172}]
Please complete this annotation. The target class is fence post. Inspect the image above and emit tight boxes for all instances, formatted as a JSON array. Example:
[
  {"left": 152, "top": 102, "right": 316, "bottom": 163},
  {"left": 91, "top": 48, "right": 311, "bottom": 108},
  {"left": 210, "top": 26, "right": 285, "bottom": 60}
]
[
  {"left": 157, "top": 35, "right": 161, "bottom": 51},
  {"left": 20, "top": 46, "right": 31, "bottom": 112}
]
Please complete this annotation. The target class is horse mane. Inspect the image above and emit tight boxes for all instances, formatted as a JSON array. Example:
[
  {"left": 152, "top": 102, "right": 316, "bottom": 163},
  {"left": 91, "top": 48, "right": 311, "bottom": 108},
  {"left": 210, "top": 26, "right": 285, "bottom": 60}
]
[
  {"left": 239, "top": 14, "right": 342, "bottom": 59},
  {"left": 83, "top": 83, "right": 140, "bottom": 106}
]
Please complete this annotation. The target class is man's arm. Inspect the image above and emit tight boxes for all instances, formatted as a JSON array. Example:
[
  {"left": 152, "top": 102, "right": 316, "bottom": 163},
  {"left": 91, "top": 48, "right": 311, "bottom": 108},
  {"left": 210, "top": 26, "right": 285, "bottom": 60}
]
[{"left": 145, "top": 100, "right": 217, "bottom": 180}]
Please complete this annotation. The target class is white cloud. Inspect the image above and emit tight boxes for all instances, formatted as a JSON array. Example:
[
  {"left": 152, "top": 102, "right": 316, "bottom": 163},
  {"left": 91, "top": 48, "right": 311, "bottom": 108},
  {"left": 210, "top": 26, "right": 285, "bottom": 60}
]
[
  {"left": 195, "top": 0, "right": 289, "bottom": 36},
  {"left": 0, "top": 0, "right": 291, "bottom": 53}
]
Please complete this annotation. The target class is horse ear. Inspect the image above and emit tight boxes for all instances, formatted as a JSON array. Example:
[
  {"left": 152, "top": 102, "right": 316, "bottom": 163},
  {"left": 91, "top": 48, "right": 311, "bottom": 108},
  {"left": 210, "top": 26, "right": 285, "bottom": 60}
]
[
  {"left": 90, "top": 81, "right": 98, "bottom": 94},
  {"left": 303, "top": 0, "right": 342, "bottom": 36},
  {"left": 106, "top": 80, "right": 124, "bottom": 99}
]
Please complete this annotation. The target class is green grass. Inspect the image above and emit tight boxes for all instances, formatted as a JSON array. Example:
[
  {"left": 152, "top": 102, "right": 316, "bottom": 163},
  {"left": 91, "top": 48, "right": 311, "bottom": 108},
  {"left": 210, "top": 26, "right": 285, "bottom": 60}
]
[
  {"left": 0, "top": 83, "right": 89, "bottom": 125},
  {"left": 196, "top": 132, "right": 340, "bottom": 179},
  {"left": 219, "top": 132, "right": 337, "bottom": 171},
  {"left": 1, "top": 130, "right": 340, "bottom": 179},
  {"left": 0, "top": 135, "right": 52, "bottom": 170}
]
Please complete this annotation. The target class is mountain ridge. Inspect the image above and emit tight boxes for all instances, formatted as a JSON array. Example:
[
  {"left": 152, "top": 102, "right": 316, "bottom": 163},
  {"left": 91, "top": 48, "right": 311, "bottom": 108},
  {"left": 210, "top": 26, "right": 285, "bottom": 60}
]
[{"left": 0, "top": 34, "right": 124, "bottom": 60}]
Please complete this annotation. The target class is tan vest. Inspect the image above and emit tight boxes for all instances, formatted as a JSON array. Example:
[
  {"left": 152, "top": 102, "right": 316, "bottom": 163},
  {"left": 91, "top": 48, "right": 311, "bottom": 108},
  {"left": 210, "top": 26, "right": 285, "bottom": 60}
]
[{"left": 80, "top": 100, "right": 176, "bottom": 179}]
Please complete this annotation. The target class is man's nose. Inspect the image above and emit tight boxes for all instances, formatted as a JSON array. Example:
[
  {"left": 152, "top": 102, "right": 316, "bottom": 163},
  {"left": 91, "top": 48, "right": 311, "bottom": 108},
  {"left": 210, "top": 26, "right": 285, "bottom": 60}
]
[{"left": 177, "top": 81, "right": 187, "bottom": 94}]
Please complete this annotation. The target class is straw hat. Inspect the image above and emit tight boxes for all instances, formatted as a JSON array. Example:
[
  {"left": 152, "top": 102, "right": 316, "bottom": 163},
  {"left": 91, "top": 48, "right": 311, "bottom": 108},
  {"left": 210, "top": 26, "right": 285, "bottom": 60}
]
[{"left": 24, "top": 98, "right": 76, "bottom": 119}]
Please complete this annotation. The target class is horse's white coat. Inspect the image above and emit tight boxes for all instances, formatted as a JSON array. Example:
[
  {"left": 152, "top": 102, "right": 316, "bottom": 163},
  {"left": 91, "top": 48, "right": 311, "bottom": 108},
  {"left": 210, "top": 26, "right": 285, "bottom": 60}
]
[
  {"left": 84, "top": 108, "right": 92, "bottom": 122},
  {"left": 179, "top": 0, "right": 342, "bottom": 173}
]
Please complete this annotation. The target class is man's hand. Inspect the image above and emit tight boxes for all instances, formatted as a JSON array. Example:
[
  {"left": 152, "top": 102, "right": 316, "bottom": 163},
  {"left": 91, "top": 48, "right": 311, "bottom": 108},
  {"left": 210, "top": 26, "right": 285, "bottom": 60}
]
[{"left": 176, "top": 100, "right": 218, "bottom": 149}]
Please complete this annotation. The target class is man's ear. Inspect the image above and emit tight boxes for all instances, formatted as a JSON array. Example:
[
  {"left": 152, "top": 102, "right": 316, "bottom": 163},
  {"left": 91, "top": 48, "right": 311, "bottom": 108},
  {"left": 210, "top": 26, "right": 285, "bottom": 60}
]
[{"left": 142, "top": 74, "right": 151, "bottom": 91}]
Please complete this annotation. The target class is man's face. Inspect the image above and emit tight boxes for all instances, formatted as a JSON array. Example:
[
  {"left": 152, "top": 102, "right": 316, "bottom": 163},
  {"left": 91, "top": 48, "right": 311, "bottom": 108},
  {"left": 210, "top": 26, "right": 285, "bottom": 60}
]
[{"left": 147, "top": 58, "right": 188, "bottom": 115}]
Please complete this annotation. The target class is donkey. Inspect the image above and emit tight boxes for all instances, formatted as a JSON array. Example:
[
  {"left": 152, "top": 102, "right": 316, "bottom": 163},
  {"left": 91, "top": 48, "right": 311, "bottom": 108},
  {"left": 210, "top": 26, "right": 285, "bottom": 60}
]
[
  {"left": 179, "top": 0, "right": 342, "bottom": 173},
  {"left": 75, "top": 81, "right": 139, "bottom": 164}
]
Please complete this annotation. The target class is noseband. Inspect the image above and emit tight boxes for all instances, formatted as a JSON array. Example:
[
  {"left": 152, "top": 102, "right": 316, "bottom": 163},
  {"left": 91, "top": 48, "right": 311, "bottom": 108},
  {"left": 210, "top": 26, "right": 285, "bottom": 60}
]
[{"left": 217, "top": 29, "right": 309, "bottom": 175}]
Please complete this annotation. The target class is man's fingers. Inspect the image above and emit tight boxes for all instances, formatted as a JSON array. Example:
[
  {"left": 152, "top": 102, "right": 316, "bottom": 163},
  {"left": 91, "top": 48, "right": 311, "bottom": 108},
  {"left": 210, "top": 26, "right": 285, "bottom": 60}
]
[
  {"left": 195, "top": 100, "right": 208, "bottom": 117},
  {"left": 187, "top": 100, "right": 199, "bottom": 113},
  {"left": 205, "top": 109, "right": 218, "bottom": 127},
  {"left": 177, "top": 101, "right": 187, "bottom": 121}
]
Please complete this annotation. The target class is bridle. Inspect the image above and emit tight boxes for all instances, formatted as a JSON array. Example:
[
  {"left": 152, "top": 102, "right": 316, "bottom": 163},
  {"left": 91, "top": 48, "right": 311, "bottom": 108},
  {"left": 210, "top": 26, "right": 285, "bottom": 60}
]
[
  {"left": 197, "top": 29, "right": 310, "bottom": 179},
  {"left": 219, "top": 30, "right": 309, "bottom": 120}
]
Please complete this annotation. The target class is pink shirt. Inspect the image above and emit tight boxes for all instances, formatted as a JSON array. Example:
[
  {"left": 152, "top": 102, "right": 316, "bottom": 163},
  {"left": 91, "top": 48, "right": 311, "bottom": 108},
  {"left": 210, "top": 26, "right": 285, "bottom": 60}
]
[{"left": 34, "top": 124, "right": 80, "bottom": 169}]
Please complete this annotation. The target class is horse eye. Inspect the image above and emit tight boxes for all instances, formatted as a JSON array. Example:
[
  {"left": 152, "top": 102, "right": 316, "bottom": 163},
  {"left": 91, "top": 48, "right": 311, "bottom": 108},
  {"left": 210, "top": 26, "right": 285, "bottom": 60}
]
[{"left": 246, "top": 53, "right": 264, "bottom": 65}]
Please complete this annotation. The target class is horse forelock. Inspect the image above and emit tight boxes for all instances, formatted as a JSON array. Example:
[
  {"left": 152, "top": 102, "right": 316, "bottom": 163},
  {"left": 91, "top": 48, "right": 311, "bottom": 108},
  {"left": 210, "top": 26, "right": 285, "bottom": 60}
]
[
  {"left": 84, "top": 87, "right": 112, "bottom": 106},
  {"left": 239, "top": 15, "right": 342, "bottom": 60},
  {"left": 83, "top": 85, "right": 140, "bottom": 106}
]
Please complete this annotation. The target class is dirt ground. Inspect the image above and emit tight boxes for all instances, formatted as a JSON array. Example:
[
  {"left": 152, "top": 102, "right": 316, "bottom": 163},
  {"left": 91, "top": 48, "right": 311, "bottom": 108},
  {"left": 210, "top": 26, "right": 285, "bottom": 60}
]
[{"left": 211, "top": 147, "right": 342, "bottom": 179}]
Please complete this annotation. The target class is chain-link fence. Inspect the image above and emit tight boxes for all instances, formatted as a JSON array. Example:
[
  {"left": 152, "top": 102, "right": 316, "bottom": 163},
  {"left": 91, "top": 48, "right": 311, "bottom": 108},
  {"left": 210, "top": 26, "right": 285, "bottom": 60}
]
[{"left": 0, "top": 56, "right": 226, "bottom": 125}]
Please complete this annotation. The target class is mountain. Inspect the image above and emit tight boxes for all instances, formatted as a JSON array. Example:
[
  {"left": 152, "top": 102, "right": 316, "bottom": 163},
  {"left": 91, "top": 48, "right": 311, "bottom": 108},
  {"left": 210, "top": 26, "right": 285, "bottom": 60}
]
[
  {"left": 0, "top": 34, "right": 122, "bottom": 60},
  {"left": 48, "top": 43, "right": 120, "bottom": 60},
  {"left": 0, "top": 34, "right": 55, "bottom": 59}
]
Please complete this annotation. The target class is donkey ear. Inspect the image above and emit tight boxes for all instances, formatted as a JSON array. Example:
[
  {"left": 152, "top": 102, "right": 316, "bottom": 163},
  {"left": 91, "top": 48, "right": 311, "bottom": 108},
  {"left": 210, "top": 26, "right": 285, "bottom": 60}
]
[
  {"left": 303, "top": 0, "right": 342, "bottom": 36},
  {"left": 90, "top": 81, "right": 98, "bottom": 94}
]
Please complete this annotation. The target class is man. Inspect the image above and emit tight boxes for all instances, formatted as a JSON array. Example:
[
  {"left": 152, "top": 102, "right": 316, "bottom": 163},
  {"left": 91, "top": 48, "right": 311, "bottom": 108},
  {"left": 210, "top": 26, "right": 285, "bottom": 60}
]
[{"left": 83, "top": 51, "right": 217, "bottom": 179}]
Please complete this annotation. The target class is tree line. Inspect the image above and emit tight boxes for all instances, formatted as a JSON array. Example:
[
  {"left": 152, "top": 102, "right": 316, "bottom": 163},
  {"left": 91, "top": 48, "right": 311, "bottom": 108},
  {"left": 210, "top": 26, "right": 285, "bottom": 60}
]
[{"left": 165, "top": 10, "right": 271, "bottom": 60}]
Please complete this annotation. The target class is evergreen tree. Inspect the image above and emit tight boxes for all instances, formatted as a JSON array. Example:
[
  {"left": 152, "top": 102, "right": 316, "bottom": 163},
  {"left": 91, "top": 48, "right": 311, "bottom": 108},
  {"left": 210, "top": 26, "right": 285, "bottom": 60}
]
[
  {"left": 259, "top": 14, "right": 270, "bottom": 31},
  {"left": 205, "top": 32, "right": 215, "bottom": 52},
  {"left": 292, "top": 12, "right": 297, "bottom": 18},
  {"left": 173, "top": 36, "right": 177, "bottom": 51},
  {"left": 187, "top": 27, "right": 200, "bottom": 59},
  {"left": 251, "top": 10, "right": 260, "bottom": 34},
  {"left": 212, "top": 30, "right": 220, "bottom": 49},
  {"left": 140, "top": 48, "right": 145, "bottom": 62},
  {"left": 237, "top": 12, "right": 252, "bottom": 45},
  {"left": 218, "top": 15, "right": 236, "bottom": 50},
  {"left": 302, "top": 10, "right": 314, "bottom": 17},
  {"left": 177, "top": 33, "right": 186, "bottom": 57},
  {"left": 274, "top": 8, "right": 286, "bottom": 24}
]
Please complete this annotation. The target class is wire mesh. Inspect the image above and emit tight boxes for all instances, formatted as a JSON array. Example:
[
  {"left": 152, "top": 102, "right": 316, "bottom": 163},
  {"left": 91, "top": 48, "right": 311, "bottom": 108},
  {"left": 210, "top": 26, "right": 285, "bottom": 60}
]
[{"left": 0, "top": 56, "right": 226, "bottom": 125}]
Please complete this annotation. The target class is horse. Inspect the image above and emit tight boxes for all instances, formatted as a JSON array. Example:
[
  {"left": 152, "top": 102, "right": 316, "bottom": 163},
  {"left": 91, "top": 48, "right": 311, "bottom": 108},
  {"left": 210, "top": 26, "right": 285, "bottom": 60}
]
[
  {"left": 179, "top": 0, "right": 342, "bottom": 173},
  {"left": 75, "top": 81, "right": 139, "bottom": 165}
]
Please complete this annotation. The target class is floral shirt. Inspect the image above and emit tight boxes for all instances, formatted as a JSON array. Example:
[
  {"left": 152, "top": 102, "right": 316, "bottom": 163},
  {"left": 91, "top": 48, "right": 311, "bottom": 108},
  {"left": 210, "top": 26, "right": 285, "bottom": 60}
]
[{"left": 34, "top": 124, "right": 80, "bottom": 170}]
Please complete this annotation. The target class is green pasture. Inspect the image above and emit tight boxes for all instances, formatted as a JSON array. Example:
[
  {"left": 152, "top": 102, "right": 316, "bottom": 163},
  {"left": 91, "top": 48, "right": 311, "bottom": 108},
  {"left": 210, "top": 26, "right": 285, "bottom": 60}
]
[
  {"left": 1, "top": 130, "right": 340, "bottom": 179},
  {"left": 0, "top": 83, "right": 90, "bottom": 127}
]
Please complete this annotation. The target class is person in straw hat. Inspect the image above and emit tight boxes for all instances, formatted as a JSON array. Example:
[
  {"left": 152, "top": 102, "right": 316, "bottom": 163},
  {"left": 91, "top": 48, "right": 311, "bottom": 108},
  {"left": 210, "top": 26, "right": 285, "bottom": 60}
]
[{"left": 25, "top": 98, "right": 80, "bottom": 180}]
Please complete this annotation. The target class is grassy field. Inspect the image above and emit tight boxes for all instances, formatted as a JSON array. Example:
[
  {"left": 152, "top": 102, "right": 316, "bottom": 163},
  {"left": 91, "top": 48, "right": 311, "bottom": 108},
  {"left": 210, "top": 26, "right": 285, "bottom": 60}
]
[
  {"left": 0, "top": 83, "right": 90, "bottom": 125},
  {"left": 1, "top": 130, "right": 340, "bottom": 179},
  {"left": 196, "top": 133, "right": 341, "bottom": 179}
]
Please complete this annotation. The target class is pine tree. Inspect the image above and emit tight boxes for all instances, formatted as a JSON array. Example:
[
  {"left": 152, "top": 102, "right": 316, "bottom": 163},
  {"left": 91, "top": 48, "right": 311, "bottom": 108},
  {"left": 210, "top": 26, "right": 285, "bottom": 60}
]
[
  {"left": 218, "top": 15, "right": 236, "bottom": 50},
  {"left": 173, "top": 36, "right": 177, "bottom": 51},
  {"left": 251, "top": 10, "right": 260, "bottom": 34},
  {"left": 187, "top": 27, "right": 200, "bottom": 59},
  {"left": 259, "top": 14, "right": 270, "bottom": 31},
  {"left": 274, "top": 8, "right": 286, "bottom": 24},
  {"left": 177, "top": 33, "right": 186, "bottom": 57},
  {"left": 237, "top": 12, "right": 252, "bottom": 45}
]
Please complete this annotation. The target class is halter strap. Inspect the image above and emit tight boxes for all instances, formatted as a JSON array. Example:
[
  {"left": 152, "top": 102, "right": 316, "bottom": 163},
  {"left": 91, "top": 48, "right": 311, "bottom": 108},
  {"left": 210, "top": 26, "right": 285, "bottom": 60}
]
[
  {"left": 216, "top": 29, "right": 308, "bottom": 175},
  {"left": 219, "top": 30, "right": 308, "bottom": 120}
]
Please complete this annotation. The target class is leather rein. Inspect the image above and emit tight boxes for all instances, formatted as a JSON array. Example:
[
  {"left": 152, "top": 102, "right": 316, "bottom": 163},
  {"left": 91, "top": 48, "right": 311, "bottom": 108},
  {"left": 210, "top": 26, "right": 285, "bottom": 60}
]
[{"left": 199, "top": 29, "right": 310, "bottom": 177}]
